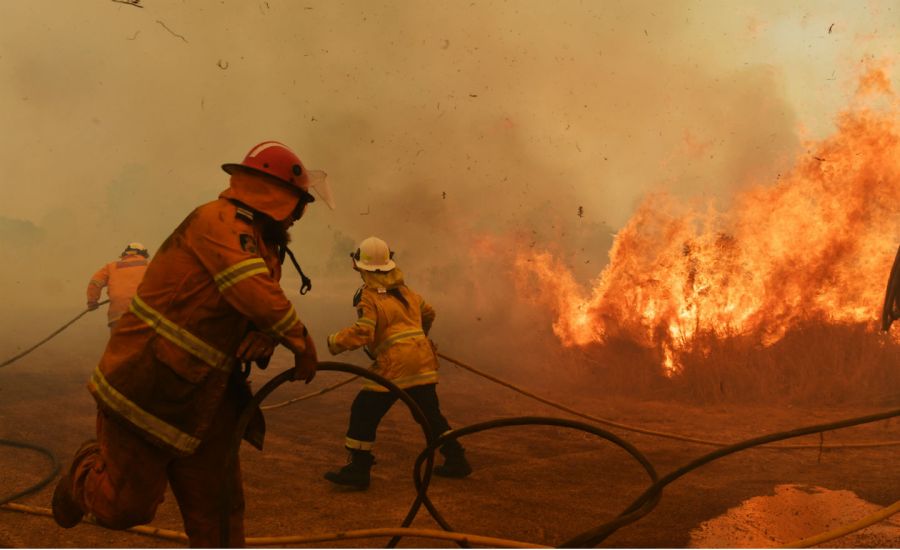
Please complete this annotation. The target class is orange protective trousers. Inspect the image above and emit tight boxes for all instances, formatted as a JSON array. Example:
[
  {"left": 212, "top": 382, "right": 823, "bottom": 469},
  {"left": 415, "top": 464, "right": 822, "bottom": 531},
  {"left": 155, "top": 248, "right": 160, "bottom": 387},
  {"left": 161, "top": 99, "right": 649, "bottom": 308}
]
[{"left": 67, "top": 394, "right": 245, "bottom": 547}]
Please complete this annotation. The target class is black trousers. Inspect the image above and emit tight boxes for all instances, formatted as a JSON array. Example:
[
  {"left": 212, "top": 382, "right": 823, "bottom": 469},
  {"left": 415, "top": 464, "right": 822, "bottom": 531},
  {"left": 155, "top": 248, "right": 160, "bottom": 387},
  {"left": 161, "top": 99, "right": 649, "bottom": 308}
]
[{"left": 346, "top": 383, "right": 463, "bottom": 455}]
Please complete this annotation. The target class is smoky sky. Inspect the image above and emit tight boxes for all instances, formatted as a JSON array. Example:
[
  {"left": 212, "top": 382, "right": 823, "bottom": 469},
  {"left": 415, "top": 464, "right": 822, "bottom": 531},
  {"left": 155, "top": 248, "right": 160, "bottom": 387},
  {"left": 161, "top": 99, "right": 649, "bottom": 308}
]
[{"left": 0, "top": 1, "right": 896, "bottom": 361}]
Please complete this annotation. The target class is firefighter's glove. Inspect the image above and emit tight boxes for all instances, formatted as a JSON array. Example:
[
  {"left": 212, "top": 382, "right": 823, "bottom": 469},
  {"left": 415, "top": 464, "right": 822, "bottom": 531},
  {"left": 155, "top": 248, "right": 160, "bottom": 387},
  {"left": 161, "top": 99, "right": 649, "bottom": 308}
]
[
  {"left": 292, "top": 332, "right": 318, "bottom": 384},
  {"left": 326, "top": 333, "right": 342, "bottom": 356},
  {"left": 236, "top": 330, "right": 276, "bottom": 362},
  {"left": 87, "top": 301, "right": 99, "bottom": 311}
]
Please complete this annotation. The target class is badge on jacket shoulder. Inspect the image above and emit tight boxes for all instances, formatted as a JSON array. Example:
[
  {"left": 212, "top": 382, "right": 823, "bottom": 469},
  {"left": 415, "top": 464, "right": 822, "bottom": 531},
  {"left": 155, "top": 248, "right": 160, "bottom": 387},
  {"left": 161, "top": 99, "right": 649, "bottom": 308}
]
[{"left": 239, "top": 234, "right": 258, "bottom": 254}]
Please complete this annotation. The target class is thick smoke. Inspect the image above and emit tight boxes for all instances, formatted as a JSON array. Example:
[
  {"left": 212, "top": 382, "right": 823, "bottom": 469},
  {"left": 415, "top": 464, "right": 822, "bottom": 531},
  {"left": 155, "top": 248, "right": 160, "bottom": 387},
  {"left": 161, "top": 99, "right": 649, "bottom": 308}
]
[{"left": 0, "top": 1, "right": 896, "bottom": 373}]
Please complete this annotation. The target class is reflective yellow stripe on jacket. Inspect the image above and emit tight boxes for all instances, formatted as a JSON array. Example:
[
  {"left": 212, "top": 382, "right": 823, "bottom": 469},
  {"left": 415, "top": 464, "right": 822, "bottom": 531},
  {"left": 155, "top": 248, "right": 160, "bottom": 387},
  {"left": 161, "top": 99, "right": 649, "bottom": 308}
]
[
  {"left": 374, "top": 329, "right": 426, "bottom": 355},
  {"left": 267, "top": 307, "right": 299, "bottom": 338},
  {"left": 89, "top": 367, "right": 200, "bottom": 455},
  {"left": 129, "top": 296, "right": 231, "bottom": 371},
  {"left": 356, "top": 317, "right": 376, "bottom": 328},
  {"left": 213, "top": 258, "right": 269, "bottom": 292}
]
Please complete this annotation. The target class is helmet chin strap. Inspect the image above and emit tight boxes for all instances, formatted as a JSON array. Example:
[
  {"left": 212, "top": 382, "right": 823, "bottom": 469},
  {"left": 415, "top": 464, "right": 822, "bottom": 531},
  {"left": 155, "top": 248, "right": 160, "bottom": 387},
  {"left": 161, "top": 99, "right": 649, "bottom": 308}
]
[{"left": 280, "top": 245, "right": 312, "bottom": 295}]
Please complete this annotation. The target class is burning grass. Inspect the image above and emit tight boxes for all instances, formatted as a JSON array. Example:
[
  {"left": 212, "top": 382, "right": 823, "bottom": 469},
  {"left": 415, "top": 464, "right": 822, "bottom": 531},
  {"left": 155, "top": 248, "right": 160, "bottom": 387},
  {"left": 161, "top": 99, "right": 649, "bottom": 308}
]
[
  {"left": 499, "top": 66, "right": 900, "bottom": 406},
  {"left": 561, "top": 323, "right": 900, "bottom": 406}
]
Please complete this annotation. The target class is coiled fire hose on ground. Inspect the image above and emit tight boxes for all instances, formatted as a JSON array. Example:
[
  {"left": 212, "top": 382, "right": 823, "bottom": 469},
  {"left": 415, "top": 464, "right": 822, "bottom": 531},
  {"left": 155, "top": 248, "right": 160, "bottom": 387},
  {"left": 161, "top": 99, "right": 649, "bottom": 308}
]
[
  {"left": 219, "top": 362, "right": 661, "bottom": 549},
  {"left": 218, "top": 361, "right": 900, "bottom": 548},
  {"left": 0, "top": 302, "right": 109, "bottom": 509},
  {"left": 0, "top": 342, "right": 900, "bottom": 548},
  {"left": 0, "top": 440, "right": 58, "bottom": 507}
]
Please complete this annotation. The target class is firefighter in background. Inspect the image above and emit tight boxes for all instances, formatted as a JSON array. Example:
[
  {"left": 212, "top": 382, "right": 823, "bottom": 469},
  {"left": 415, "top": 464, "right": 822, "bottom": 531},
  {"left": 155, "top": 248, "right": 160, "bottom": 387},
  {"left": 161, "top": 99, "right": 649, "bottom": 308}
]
[
  {"left": 87, "top": 242, "right": 150, "bottom": 328},
  {"left": 324, "top": 236, "right": 472, "bottom": 490},
  {"left": 52, "top": 141, "right": 334, "bottom": 547}
]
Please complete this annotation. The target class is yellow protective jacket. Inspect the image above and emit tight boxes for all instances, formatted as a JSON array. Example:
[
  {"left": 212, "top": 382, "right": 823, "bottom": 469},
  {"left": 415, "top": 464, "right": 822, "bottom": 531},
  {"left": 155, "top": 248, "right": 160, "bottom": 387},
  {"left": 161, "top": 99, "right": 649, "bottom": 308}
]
[
  {"left": 89, "top": 197, "right": 310, "bottom": 456},
  {"left": 328, "top": 269, "right": 438, "bottom": 391},
  {"left": 87, "top": 254, "right": 148, "bottom": 326}
]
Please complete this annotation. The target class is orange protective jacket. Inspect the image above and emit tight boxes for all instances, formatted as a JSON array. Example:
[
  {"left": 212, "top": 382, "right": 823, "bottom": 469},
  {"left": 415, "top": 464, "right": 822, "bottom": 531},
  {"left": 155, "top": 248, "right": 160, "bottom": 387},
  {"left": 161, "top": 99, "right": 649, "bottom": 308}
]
[
  {"left": 87, "top": 255, "right": 148, "bottom": 326},
  {"left": 89, "top": 197, "right": 310, "bottom": 456},
  {"left": 327, "top": 269, "right": 439, "bottom": 391}
]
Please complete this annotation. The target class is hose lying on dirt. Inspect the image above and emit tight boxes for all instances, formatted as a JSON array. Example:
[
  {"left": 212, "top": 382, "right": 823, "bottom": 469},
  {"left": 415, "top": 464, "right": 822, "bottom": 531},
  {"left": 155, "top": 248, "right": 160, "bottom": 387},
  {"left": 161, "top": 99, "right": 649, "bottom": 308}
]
[
  {"left": 225, "top": 363, "right": 900, "bottom": 549},
  {"left": 0, "top": 503, "right": 546, "bottom": 548},
  {"left": 220, "top": 362, "right": 442, "bottom": 547},
  {"left": 781, "top": 498, "right": 900, "bottom": 548},
  {"left": 223, "top": 362, "right": 661, "bottom": 550},
  {"left": 0, "top": 303, "right": 104, "bottom": 507},
  {"left": 558, "top": 406, "right": 900, "bottom": 547},
  {"left": 396, "top": 416, "right": 660, "bottom": 550},
  {"left": 0, "top": 300, "right": 108, "bottom": 369},
  {"left": 437, "top": 351, "right": 900, "bottom": 450},
  {"left": 2, "top": 356, "right": 898, "bottom": 547},
  {"left": 0, "top": 440, "right": 59, "bottom": 506}
]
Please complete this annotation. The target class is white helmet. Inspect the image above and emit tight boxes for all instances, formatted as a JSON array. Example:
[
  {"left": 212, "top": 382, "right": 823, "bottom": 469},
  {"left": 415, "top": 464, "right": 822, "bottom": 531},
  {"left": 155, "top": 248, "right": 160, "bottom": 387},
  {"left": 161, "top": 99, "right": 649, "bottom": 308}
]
[
  {"left": 351, "top": 236, "right": 396, "bottom": 272},
  {"left": 122, "top": 242, "right": 149, "bottom": 258}
]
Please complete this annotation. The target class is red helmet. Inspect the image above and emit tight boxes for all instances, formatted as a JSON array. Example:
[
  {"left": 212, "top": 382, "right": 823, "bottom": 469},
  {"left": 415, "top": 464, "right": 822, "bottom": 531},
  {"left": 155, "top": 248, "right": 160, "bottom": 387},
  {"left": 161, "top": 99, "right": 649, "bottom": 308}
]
[{"left": 221, "top": 141, "right": 315, "bottom": 203}]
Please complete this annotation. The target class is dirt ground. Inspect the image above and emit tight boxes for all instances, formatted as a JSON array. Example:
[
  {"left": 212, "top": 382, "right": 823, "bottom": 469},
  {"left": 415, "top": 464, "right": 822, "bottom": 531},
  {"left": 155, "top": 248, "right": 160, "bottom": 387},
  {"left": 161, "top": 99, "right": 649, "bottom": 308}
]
[{"left": 1, "top": 328, "right": 899, "bottom": 548}]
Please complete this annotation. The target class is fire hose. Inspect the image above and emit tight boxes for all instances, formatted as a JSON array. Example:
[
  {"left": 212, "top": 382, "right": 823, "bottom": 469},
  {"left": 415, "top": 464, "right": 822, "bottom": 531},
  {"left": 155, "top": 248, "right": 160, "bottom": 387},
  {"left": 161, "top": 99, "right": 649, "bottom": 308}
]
[
  {"left": 262, "top": 351, "right": 900, "bottom": 451},
  {"left": 435, "top": 352, "right": 900, "bottom": 451},
  {"left": 216, "top": 362, "right": 900, "bottom": 548},
  {"left": 218, "top": 362, "right": 661, "bottom": 548},
  {"left": 2, "top": 306, "right": 899, "bottom": 546},
  {"left": 0, "top": 300, "right": 109, "bottom": 369},
  {"left": 198, "top": 367, "right": 900, "bottom": 547},
  {"left": 1, "top": 359, "right": 898, "bottom": 547},
  {"left": 0, "top": 302, "right": 109, "bottom": 509}
]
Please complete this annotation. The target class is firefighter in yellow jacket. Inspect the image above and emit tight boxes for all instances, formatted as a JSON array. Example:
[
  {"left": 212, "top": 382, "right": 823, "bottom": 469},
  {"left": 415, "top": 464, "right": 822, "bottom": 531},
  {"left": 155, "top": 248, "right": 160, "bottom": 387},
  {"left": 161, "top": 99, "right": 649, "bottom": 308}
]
[
  {"left": 324, "top": 236, "right": 472, "bottom": 489},
  {"left": 52, "top": 141, "right": 333, "bottom": 546},
  {"left": 86, "top": 242, "right": 150, "bottom": 328}
]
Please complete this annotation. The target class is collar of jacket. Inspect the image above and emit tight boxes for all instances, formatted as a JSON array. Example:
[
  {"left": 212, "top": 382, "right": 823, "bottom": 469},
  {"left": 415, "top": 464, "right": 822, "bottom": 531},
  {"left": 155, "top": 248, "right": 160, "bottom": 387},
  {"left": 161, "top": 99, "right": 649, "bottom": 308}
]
[
  {"left": 360, "top": 268, "right": 405, "bottom": 291},
  {"left": 219, "top": 170, "right": 301, "bottom": 221}
]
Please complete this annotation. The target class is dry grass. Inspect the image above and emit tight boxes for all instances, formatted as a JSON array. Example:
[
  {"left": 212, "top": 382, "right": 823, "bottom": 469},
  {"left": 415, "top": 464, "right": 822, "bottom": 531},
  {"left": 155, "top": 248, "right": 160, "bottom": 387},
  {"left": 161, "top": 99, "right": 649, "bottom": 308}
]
[{"left": 566, "top": 323, "right": 900, "bottom": 406}]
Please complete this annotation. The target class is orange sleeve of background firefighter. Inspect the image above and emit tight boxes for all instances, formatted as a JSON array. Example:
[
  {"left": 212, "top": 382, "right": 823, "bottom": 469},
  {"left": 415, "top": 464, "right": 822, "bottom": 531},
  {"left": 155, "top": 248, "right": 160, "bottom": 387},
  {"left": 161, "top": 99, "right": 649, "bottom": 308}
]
[
  {"left": 327, "top": 292, "right": 377, "bottom": 355},
  {"left": 188, "top": 208, "right": 309, "bottom": 355},
  {"left": 86, "top": 263, "right": 110, "bottom": 305}
]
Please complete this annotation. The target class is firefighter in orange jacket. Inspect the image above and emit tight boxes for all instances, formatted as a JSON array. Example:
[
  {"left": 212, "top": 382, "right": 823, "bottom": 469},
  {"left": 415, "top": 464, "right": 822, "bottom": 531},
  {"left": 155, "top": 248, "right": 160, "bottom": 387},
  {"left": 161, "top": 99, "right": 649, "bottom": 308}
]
[
  {"left": 87, "top": 242, "right": 150, "bottom": 328},
  {"left": 52, "top": 141, "right": 334, "bottom": 547},
  {"left": 324, "top": 236, "right": 472, "bottom": 489}
]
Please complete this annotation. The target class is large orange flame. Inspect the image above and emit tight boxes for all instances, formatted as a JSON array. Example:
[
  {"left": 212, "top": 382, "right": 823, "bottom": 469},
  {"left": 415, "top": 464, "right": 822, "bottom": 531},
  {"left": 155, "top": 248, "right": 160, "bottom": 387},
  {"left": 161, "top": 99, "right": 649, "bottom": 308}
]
[{"left": 516, "top": 68, "right": 900, "bottom": 376}]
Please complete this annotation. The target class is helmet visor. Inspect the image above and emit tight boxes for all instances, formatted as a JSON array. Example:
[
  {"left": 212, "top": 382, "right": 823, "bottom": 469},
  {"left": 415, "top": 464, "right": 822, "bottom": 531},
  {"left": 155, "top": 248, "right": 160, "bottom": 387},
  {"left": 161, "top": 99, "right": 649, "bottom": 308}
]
[{"left": 306, "top": 170, "right": 335, "bottom": 210}]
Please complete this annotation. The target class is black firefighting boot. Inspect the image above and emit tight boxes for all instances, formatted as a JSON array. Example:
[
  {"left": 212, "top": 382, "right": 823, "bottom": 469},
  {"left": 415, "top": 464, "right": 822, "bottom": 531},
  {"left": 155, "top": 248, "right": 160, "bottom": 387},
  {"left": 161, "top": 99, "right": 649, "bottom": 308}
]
[
  {"left": 433, "top": 440, "right": 472, "bottom": 478},
  {"left": 52, "top": 439, "right": 99, "bottom": 528},
  {"left": 324, "top": 449, "right": 375, "bottom": 490}
]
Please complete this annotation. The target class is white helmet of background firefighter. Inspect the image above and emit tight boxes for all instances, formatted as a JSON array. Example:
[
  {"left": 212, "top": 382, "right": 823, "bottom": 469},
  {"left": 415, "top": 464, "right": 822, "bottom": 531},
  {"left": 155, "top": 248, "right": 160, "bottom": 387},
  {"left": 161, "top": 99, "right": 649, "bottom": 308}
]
[
  {"left": 220, "top": 141, "right": 335, "bottom": 222},
  {"left": 121, "top": 242, "right": 149, "bottom": 258},
  {"left": 351, "top": 236, "right": 396, "bottom": 272}
]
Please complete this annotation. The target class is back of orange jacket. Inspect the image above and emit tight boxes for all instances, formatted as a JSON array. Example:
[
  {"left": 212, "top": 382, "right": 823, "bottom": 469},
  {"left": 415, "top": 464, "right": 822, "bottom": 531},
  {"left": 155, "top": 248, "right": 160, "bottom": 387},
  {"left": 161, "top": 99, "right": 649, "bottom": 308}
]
[
  {"left": 87, "top": 255, "right": 148, "bottom": 326},
  {"left": 89, "top": 198, "right": 311, "bottom": 456}
]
